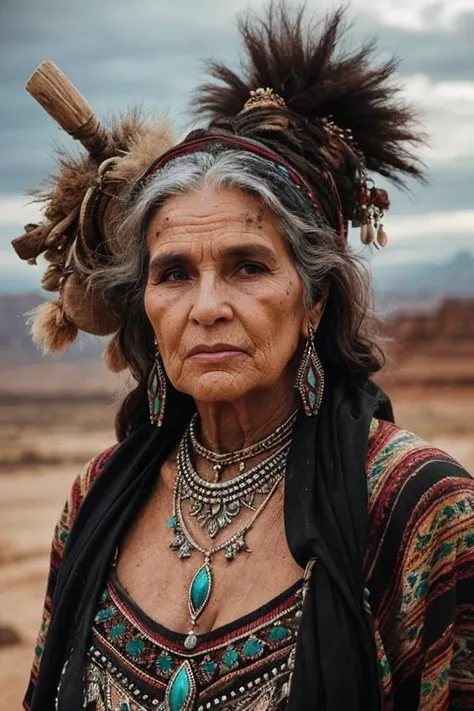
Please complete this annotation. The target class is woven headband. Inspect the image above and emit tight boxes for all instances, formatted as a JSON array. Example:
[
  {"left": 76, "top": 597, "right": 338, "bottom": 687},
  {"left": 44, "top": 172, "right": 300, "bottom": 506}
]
[{"left": 136, "top": 134, "right": 347, "bottom": 240}]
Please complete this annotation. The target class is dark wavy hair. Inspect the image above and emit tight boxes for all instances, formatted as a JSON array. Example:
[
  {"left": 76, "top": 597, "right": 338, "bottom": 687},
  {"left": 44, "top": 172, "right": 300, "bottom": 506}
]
[{"left": 107, "top": 3, "right": 424, "bottom": 440}]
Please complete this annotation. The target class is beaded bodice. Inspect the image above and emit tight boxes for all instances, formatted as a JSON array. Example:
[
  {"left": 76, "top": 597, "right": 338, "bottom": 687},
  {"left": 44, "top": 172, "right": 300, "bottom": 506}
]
[{"left": 82, "top": 573, "right": 304, "bottom": 711}]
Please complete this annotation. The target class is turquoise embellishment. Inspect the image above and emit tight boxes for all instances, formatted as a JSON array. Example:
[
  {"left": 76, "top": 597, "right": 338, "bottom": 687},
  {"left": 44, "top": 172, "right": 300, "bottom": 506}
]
[
  {"left": 158, "top": 653, "right": 174, "bottom": 673},
  {"left": 166, "top": 661, "right": 196, "bottom": 711},
  {"left": 189, "top": 563, "right": 212, "bottom": 620},
  {"left": 167, "top": 516, "right": 177, "bottom": 529},
  {"left": 268, "top": 625, "right": 291, "bottom": 644},
  {"left": 242, "top": 638, "right": 263, "bottom": 656},
  {"left": 222, "top": 647, "right": 239, "bottom": 670},
  {"left": 147, "top": 356, "right": 166, "bottom": 427},
  {"left": 94, "top": 606, "right": 116, "bottom": 623},
  {"left": 125, "top": 638, "right": 145, "bottom": 657},
  {"left": 109, "top": 623, "right": 125, "bottom": 639},
  {"left": 296, "top": 329, "right": 324, "bottom": 417},
  {"left": 201, "top": 659, "right": 217, "bottom": 676}
]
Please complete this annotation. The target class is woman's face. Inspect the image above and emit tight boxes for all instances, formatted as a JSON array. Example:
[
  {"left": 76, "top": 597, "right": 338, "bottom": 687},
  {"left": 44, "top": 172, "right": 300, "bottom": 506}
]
[{"left": 144, "top": 185, "right": 313, "bottom": 405}]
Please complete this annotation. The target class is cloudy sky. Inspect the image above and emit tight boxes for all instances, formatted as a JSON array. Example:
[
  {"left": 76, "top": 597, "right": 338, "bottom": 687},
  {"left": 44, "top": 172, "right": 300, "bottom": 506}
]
[{"left": 0, "top": 0, "right": 473, "bottom": 292}]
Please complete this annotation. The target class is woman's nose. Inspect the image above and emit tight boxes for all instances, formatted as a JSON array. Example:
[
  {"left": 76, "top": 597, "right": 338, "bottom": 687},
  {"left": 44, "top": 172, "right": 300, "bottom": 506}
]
[{"left": 189, "top": 274, "right": 233, "bottom": 326}]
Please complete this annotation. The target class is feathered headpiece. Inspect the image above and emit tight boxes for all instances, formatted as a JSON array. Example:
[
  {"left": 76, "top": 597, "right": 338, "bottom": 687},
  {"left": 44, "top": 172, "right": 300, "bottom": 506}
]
[
  {"left": 189, "top": 4, "right": 424, "bottom": 238},
  {"left": 12, "top": 5, "right": 424, "bottom": 368},
  {"left": 11, "top": 61, "right": 175, "bottom": 363}
]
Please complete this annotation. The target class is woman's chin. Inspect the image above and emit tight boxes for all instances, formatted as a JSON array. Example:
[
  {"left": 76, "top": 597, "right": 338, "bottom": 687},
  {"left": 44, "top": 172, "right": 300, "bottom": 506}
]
[{"left": 178, "top": 370, "right": 256, "bottom": 404}]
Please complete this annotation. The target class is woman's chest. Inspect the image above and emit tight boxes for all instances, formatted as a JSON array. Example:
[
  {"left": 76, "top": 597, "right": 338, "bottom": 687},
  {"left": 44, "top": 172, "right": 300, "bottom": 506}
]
[
  {"left": 81, "top": 573, "right": 304, "bottom": 711},
  {"left": 116, "top": 479, "right": 302, "bottom": 637}
]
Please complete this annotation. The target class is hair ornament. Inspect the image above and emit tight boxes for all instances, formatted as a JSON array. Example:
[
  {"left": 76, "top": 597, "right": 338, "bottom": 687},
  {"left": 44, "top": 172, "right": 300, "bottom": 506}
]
[
  {"left": 321, "top": 117, "right": 391, "bottom": 248},
  {"left": 321, "top": 117, "right": 363, "bottom": 162},
  {"left": 240, "top": 87, "right": 286, "bottom": 113},
  {"left": 353, "top": 173, "right": 391, "bottom": 248}
]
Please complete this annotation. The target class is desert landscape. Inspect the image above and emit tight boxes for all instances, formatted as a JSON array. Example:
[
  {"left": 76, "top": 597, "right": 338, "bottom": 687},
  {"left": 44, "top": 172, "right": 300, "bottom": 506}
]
[{"left": 1, "top": 298, "right": 473, "bottom": 710}]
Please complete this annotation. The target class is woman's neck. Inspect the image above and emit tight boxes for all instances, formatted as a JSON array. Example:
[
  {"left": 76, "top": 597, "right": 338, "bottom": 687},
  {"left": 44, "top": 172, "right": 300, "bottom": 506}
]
[{"left": 194, "top": 382, "right": 298, "bottom": 455}]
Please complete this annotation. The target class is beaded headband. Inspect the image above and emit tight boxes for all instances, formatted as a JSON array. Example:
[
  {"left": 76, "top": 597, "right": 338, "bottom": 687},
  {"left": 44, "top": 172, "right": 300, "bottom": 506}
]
[{"left": 136, "top": 134, "right": 347, "bottom": 240}]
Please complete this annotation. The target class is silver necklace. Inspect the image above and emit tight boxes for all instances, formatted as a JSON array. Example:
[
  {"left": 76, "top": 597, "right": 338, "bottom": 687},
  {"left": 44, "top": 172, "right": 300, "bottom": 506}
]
[
  {"left": 189, "top": 409, "right": 297, "bottom": 479},
  {"left": 179, "top": 431, "right": 289, "bottom": 539},
  {"left": 168, "top": 460, "right": 286, "bottom": 651}
]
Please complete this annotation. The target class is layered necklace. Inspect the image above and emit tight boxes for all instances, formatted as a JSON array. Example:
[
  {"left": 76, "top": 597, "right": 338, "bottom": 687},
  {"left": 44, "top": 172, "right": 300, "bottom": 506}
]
[
  {"left": 167, "top": 412, "right": 296, "bottom": 651},
  {"left": 189, "top": 409, "right": 297, "bottom": 480}
]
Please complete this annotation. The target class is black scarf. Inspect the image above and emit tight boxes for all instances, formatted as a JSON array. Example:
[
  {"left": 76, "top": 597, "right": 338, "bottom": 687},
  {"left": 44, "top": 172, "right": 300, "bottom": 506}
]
[{"left": 29, "top": 378, "right": 393, "bottom": 711}]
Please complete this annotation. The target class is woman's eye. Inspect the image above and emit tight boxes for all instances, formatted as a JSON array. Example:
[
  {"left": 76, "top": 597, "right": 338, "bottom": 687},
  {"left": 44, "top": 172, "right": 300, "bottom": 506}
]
[
  {"left": 162, "top": 269, "right": 190, "bottom": 283},
  {"left": 238, "top": 262, "right": 267, "bottom": 276}
]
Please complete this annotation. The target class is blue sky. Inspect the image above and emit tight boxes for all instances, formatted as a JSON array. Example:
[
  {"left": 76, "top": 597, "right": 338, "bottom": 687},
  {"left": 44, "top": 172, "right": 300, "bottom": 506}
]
[{"left": 0, "top": 0, "right": 473, "bottom": 292}]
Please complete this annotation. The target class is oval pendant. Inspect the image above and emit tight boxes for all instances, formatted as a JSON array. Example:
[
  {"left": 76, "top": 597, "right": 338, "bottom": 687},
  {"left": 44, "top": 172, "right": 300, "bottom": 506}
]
[
  {"left": 165, "top": 660, "right": 197, "bottom": 711},
  {"left": 188, "top": 562, "right": 212, "bottom": 621}
]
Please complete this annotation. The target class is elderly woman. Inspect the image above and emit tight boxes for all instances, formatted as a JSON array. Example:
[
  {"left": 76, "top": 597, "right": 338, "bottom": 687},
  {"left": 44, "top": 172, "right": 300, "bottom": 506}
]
[{"left": 15, "top": 6, "right": 474, "bottom": 711}]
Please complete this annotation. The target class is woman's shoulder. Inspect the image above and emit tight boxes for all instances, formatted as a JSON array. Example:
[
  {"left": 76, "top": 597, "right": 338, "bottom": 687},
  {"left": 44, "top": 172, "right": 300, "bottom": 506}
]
[
  {"left": 63, "top": 443, "right": 120, "bottom": 525},
  {"left": 366, "top": 417, "right": 473, "bottom": 506},
  {"left": 365, "top": 418, "right": 474, "bottom": 568}
]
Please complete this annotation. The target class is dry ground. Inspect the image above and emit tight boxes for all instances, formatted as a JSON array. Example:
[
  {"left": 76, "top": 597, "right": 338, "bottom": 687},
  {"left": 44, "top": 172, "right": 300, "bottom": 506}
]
[{"left": 0, "top": 367, "right": 473, "bottom": 710}]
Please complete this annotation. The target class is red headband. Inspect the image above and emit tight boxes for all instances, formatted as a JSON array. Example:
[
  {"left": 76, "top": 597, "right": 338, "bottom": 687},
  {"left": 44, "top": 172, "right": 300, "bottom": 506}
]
[{"left": 136, "top": 134, "right": 346, "bottom": 240}]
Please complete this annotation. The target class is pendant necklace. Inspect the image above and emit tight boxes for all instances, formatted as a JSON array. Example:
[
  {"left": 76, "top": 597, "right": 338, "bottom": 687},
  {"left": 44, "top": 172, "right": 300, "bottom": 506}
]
[
  {"left": 168, "top": 432, "right": 290, "bottom": 651},
  {"left": 180, "top": 429, "right": 289, "bottom": 539}
]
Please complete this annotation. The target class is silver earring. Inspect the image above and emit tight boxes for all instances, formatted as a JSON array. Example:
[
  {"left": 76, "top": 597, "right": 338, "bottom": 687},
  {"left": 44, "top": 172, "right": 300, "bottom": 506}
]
[
  {"left": 295, "top": 323, "right": 325, "bottom": 417},
  {"left": 147, "top": 344, "right": 167, "bottom": 428}
]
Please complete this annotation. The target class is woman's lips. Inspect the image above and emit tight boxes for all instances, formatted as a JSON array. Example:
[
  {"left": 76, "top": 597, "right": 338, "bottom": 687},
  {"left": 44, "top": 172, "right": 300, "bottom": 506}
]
[{"left": 188, "top": 349, "right": 246, "bottom": 362}]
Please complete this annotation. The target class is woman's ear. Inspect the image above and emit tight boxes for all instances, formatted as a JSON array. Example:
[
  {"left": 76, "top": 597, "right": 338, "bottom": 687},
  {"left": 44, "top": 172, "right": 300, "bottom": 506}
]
[{"left": 302, "top": 293, "right": 327, "bottom": 339}]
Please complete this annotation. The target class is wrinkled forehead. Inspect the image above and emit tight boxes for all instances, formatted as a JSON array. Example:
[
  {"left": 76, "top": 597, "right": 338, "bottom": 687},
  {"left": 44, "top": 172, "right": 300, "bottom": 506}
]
[{"left": 146, "top": 185, "right": 282, "bottom": 251}]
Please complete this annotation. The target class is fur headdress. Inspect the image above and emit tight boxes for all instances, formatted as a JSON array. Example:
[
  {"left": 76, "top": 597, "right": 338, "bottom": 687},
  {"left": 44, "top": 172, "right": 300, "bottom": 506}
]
[
  {"left": 13, "top": 6, "right": 424, "bottom": 371},
  {"left": 11, "top": 61, "right": 174, "bottom": 364}
]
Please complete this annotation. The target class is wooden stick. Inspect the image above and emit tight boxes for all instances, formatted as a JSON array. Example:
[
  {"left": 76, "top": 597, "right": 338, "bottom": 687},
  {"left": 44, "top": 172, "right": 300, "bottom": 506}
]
[{"left": 26, "top": 60, "right": 110, "bottom": 159}]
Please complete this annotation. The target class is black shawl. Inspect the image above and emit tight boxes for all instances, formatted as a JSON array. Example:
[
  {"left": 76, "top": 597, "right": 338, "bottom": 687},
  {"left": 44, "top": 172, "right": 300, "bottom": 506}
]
[{"left": 28, "top": 378, "right": 393, "bottom": 711}]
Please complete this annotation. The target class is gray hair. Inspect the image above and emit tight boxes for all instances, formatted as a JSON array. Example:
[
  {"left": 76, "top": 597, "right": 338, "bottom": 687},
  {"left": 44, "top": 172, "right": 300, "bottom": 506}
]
[{"left": 98, "top": 148, "right": 353, "bottom": 310}]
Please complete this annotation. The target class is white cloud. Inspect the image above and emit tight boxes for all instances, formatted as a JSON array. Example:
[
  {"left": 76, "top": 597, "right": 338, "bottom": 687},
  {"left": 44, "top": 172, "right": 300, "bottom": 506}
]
[
  {"left": 382, "top": 209, "right": 474, "bottom": 241},
  {"left": 350, "top": 208, "right": 474, "bottom": 266},
  {"left": 345, "top": 0, "right": 474, "bottom": 31},
  {"left": 399, "top": 75, "right": 474, "bottom": 163},
  {"left": 0, "top": 195, "right": 43, "bottom": 228}
]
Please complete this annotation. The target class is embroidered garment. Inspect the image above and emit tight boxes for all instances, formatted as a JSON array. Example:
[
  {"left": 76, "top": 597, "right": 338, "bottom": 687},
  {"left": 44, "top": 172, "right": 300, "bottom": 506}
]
[
  {"left": 80, "top": 574, "right": 303, "bottom": 711},
  {"left": 25, "top": 418, "right": 474, "bottom": 710}
]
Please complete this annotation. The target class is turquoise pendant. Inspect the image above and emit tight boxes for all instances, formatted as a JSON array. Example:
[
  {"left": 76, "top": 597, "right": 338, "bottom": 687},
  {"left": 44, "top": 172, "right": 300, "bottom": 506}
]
[
  {"left": 165, "top": 660, "right": 197, "bottom": 711},
  {"left": 188, "top": 562, "right": 212, "bottom": 621}
]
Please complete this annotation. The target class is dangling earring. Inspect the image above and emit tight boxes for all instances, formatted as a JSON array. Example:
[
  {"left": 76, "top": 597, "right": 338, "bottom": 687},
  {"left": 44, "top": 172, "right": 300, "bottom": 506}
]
[
  {"left": 147, "top": 342, "right": 167, "bottom": 428},
  {"left": 295, "top": 322, "right": 325, "bottom": 417}
]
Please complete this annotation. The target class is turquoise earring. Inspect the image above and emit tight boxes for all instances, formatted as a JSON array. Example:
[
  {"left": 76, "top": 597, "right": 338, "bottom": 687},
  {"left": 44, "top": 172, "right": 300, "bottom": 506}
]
[
  {"left": 295, "top": 323, "right": 324, "bottom": 417},
  {"left": 147, "top": 343, "right": 167, "bottom": 428}
]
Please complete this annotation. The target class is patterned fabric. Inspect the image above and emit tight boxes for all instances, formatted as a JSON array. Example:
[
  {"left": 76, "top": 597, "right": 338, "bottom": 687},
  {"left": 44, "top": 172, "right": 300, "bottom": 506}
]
[
  {"left": 24, "top": 421, "right": 474, "bottom": 710},
  {"left": 365, "top": 420, "right": 474, "bottom": 710},
  {"left": 78, "top": 574, "right": 303, "bottom": 710}
]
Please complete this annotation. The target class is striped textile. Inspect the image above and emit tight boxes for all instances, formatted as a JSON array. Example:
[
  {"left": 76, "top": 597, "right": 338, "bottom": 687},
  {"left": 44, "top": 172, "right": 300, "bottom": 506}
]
[{"left": 24, "top": 422, "right": 474, "bottom": 710}]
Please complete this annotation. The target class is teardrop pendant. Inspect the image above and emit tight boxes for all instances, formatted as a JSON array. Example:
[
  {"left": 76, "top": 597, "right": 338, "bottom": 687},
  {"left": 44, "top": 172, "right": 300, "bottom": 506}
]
[
  {"left": 188, "top": 561, "right": 212, "bottom": 621},
  {"left": 377, "top": 225, "right": 388, "bottom": 247},
  {"left": 360, "top": 222, "right": 371, "bottom": 244}
]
